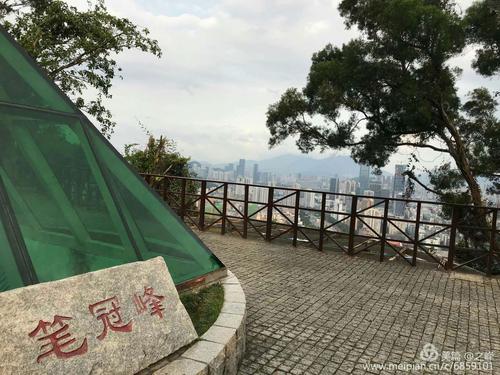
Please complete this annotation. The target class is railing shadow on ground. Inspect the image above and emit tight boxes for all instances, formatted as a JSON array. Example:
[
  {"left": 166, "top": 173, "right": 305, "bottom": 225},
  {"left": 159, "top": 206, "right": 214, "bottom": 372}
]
[{"left": 141, "top": 173, "right": 500, "bottom": 276}]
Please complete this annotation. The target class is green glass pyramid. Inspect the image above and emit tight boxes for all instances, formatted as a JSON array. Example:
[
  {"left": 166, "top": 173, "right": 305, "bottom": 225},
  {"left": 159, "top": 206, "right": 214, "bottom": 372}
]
[{"left": 0, "top": 28, "right": 224, "bottom": 291}]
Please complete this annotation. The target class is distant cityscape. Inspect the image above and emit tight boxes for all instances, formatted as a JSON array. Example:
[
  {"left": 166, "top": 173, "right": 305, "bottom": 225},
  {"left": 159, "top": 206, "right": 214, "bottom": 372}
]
[
  {"left": 189, "top": 158, "right": 435, "bottom": 201},
  {"left": 188, "top": 158, "right": 457, "bottom": 252}
]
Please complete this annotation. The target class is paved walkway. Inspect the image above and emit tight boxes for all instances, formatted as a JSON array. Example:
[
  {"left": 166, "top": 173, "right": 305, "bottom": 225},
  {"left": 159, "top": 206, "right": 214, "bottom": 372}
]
[{"left": 198, "top": 231, "right": 500, "bottom": 374}]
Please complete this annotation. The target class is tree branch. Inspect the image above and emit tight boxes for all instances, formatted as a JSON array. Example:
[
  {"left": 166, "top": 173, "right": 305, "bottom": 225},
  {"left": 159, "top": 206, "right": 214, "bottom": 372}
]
[
  {"left": 395, "top": 142, "right": 450, "bottom": 153},
  {"left": 402, "top": 171, "right": 442, "bottom": 196},
  {"left": 48, "top": 31, "right": 127, "bottom": 77}
]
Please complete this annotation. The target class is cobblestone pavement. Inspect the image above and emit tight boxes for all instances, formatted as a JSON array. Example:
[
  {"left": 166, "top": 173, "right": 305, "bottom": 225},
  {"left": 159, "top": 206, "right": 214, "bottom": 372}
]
[{"left": 198, "top": 231, "right": 500, "bottom": 375}]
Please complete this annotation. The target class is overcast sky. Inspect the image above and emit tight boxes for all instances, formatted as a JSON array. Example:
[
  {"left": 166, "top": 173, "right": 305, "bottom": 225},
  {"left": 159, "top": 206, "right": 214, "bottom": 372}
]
[{"left": 73, "top": 0, "right": 496, "bottom": 169}]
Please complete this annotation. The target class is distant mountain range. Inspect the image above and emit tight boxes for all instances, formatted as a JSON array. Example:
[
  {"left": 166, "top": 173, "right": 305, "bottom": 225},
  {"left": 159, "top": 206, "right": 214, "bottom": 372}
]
[{"left": 196, "top": 154, "right": 372, "bottom": 178}]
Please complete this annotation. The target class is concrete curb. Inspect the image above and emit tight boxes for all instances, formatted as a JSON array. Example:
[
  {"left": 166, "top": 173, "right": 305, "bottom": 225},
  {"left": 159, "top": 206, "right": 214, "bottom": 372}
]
[{"left": 154, "top": 271, "right": 247, "bottom": 375}]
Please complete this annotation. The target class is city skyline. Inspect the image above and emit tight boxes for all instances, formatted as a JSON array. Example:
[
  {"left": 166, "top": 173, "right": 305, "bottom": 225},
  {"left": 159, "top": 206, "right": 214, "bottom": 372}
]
[
  {"left": 186, "top": 160, "right": 451, "bottom": 250},
  {"left": 190, "top": 156, "right": 499, "bottom": 205},
  {"left": 190, "top": 158, "right": 421, "bottom": 199}
]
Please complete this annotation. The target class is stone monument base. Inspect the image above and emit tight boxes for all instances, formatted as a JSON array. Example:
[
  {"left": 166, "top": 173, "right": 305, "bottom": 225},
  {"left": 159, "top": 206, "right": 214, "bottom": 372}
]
[{"left": 0, "top": 258, "right": 198, "bottom": 375}]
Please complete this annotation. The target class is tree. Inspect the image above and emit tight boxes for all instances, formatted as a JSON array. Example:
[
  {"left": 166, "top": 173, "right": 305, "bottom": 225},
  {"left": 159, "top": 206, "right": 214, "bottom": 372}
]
[
  {"left": 125, "top": 134, "right": 196, "bottom": 211},
  {"left": 465, "top": 0, "right": 500, "bottom": 77},
  {"left": 266, "top": 0, "right": 499, "bottom": 210},
  {"left": 0, "top": 0, "right": 161, "bottom": 136},
  {"left": 124, "top": 135, "right": 191, "bottom": 179}
]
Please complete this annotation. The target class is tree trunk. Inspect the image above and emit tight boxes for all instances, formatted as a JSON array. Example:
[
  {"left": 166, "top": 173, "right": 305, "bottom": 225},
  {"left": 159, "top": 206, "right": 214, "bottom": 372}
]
[
  {"left": 436, "top": 122, "right": 493, "bottom": 260},
  {"left": 439, "top": 107, "right": 483, "bottom": 208},
  {"left": 452, "top": 144, "right": 483, "bottom": 208}
]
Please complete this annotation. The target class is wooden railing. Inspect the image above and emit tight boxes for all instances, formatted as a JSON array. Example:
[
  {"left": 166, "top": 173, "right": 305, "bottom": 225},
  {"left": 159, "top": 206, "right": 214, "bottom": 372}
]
[{"left": 141, "top": 173, "right": 500, "bottom": 276}]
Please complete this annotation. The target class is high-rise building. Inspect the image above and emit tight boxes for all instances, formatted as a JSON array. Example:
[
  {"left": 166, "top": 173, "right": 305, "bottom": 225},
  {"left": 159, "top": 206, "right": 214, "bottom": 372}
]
[
  {"left": 391, "top": 165, "right": 407, "bottom": 216},
  {"left": 393, "top": 164, "right": 407, "bottom": 197},
  {"left": 363, "top": 190, "right": 375, "bottom": 197},
  {"left": 301, "top": 191, "right": 316, "bottom": 208},
  {"left": 224, "top": 163, "right": 234, "bottom": 172},
  {"left": 252, "top": 163, "right": 259, "bottom": 184},
  {"left": 251, "top": 187, "right": 269, "bottom": 203},
  {"left": 209, "top": 167, "right": 226, "bottom": 180},
  {"left": 236, "top": 159, "right": 246, "bottom": 178},
  {"left": 260, "top": 172, "right": 270, "bottom": 185},
  {"left": 359, "top": 165, "right": 371, "bottom": 193},
  {"left": 383, "top": 175, "right": 393, "bottom": 190},
  {"left": 380, "top": 188, "right": 391, "bottom": 198},
  {"left": 368, "top": 181, "right": 382, "bottom": 196},
  {"left": 329, "top": 177, "right": 339, "bottom": 194},
  {"left": 340, "top": 179, "right": 358, "bottom": 195},
  {"left": 394, "top": 192, "right": 406, "bottom": 217}
]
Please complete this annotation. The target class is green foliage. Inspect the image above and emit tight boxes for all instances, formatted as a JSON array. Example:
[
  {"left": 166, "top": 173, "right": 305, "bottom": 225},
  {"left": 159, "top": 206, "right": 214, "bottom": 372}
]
[
  {"left": 124, "top": 135, "right": 191, "bottom": 178},
  {"left": 180, "top": 283, "right": 224, "bottom": 336},
  {"left": 429, "top": 163, "right": 467, "bottom": 195},
  {"left": 0, "top": 0, "right": 162, "bottom": 136},
  {"left": 459, "top": 88, "right": 499, "bottom": 195},
  {"left": 124, "top": 134, "right": 196, "bottom": 201},
  {"left": 266, "top": 0, "right": 499, "bottom": 209},
  {"left": 465, "top": 0, "right": 500, "bottom": 76}
]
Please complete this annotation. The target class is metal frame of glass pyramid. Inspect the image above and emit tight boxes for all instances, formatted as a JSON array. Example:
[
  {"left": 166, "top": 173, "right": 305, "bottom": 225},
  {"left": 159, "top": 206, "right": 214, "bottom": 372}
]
[{"left": 0, "top": 27, "right": 225, "bottom": 292}]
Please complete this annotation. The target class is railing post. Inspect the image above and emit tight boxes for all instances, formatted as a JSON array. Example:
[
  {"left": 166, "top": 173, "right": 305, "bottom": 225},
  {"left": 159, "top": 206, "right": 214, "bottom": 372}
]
[
  {"left": 412, "top": 201, "right": 421, "bottom": 266},
  {"left": 265, "top": 187, "right": 274, "bottom": 241},
  {"left": 488, "top": 209, "right": 497, "bottom": 276},
  {"left": 162, "top": 177, "right": 168, "bottom": 202},
  {"left": 180, "top": 179, "right": 187, "bottom": 220},
  {"left": 293, "top": 190, "right": 300, "bottom": 247},
  {"left": 319, "top": 192, "right": 326, "bottom": 251},
  {"left": 221, "top": 183, "right": 228, "bottom": 235},
  {"left": 379, "top": 199, "right": 389, "bottom": 262},
  {"left": 243, "top": 185, "right": 249, "bottom": 238},
  {"left": 348, "top": 196, "right": 358, "bottom": 255},
  {"left": 446, "top": 206, "right": 459, "bottom": 271},
  {"left": 198, "top": 180, "right": 206, "bottom": 230}
]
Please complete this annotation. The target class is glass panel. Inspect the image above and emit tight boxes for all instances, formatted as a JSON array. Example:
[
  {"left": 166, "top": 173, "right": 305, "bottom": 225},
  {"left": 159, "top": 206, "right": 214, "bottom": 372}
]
[
  {"left": 0, "top": 106, "right": 139, "bottom": 283},
  {"left": 0, "top": 31, "right": 74, "bottom": 113},
  {"left": 87, "top": 126, "right": 224, "bottom": 284},
  {"left": 0, "top": 214, "right": 24, "bottom": 292}
]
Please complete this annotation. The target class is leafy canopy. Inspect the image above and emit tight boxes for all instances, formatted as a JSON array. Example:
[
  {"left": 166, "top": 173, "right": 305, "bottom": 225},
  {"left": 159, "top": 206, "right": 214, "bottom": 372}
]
[
  {"left": 1, "top": 0, "right": 162, "bottom": 136},
  {"left": 465, "top": 0, "right": 500, "bottom": 76},
  {"left": 124, "top": 132, "right": 193, "bottom": 194},
  {"left": 266, "top": 0, "right": 499, "bottom": 207},
  {"left": 124, "top": 135, "right": 191, "bottom": 178}
]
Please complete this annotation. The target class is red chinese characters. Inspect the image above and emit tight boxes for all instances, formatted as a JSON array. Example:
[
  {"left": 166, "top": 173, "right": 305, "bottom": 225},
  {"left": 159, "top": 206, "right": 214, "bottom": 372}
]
[
  {"left": 89, "top": 296, "right": 133, "bottom": 340},
  {"left": 28, "top": 315, "right": 88, "bottom": 363},
  {"left": 30, "top": 287, "right": 164, "bottom": 363},
  {"left": 133, "top": 287, "right": 166, "bottom": 319}
]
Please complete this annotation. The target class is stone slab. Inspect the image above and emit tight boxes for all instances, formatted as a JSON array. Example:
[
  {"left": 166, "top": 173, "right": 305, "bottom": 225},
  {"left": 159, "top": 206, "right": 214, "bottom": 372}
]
[
  {"left": 182, "top": 340, "right": 225, "bottom": 374},
  {"left": 220, "top": 302, "right": 245, "bottom": 315},
  {"left": 0, "top": 257, "right": 197, "bottom": 375},
  {"left": 222, "top": 284, "right": 244, "bottom": 295},
  {"left": 153, "top": 358, "right": 208, "bottom": 375},
  {"left": 214, "top": 313, "right": 243, "bottom": 329},
  {"left": 220, "top": 276, "right": 239, "bottom": 285},
  {"left": 224, "top": 292, "right": 246, "bottom": 303},
  {"left": 202, "top": 326, "right": 237, "bottom": 346}
]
